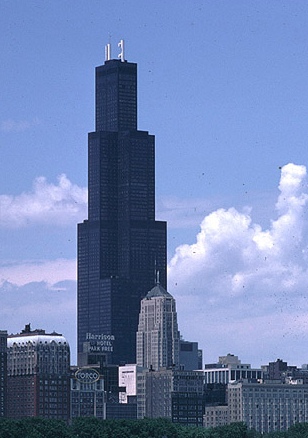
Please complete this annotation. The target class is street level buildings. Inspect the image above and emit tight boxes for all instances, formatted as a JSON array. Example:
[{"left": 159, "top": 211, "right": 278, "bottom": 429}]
[
  {"left": 203, "top": 354, "right": 263, "bottom": 384},
  {"left": 0, "top": 331, "right": 7, "bottom": 418},
  {"left": 137, "top": 368, "right": 205, "bottom": 425},
  {"left": 71, "top": 366, "right": 106, "bottom": 418},
  {"left": 228, "top": 380, "right": 308, "bottom": 434},
  {"left": 203, "top": 405, "right": 229, "bottom": 429},
  {"left": 78, "top": 42, "right": 167, "bottom": 366},
  {"left": 203, "top": 357, "right": 308, "bottom": 433},
  {"left": 7, "top": 325, "right": 70, "bottom": 420}
]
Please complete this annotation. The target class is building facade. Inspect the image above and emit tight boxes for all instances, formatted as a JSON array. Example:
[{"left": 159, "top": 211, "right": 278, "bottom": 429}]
[
  {"left": 0, "top": 331, "right": 7, "bottom": 418},
  {"left": 262, "top": 358, "right": 308, "bottom": 384},
  {"left": 71, "top": 366, "right": 106, "bottom": 418},
  {"left": 203, "top": 354, "right": 263, "bottom": 385},
  {"left": 179, "top": 340, "right": 202, "bottom": 371},
  {"left": 136, "top": 282, "right": 180, "bottom": 371},
  {"left": 78, "top": 42, "right": 167, "bottom": 366},
  {"left": 171, "top": 370, "right": 205, "bottom": 426},
  {"left": 228, "top": 381, "right": 308, "bottom": 434},
  {"left": 7, "top": 325, "right": 70, "bottom": 420},
  {"left": 138, "top": 369, "right": 173, "bottom": 419},
  {"left": 137, "top": 368, "right": 205, "bottom": 425},
  {"left": 203, "top": 405, "right": 229, "bottom": 429}
]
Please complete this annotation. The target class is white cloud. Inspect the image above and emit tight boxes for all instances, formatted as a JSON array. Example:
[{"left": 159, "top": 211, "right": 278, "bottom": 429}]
[
  {"left": 168, "top": 163, "right": 308, "bottom": 367},
  {"left": 0, "top": 258, "right": 77, "bottom": 286},
  {"left": 3, "top": 163, "right": 308, "bottom": 368},
  {"left": 0, "top": 117, "right": 40, "bottom": 132},
  {"left": 0, "top": 174, "right": 87, "bottom": 228}
]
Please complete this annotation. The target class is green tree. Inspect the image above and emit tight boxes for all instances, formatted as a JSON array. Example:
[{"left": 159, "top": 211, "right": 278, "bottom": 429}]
[
  {"left": 286, "top": 422, "right": 308, "bottom": 438},
  {"left": 15, "top": 418, "right": 70, "bottom": 438},
  {"left": 70, "top": 417, "right": 107, "bottom": 438},
  {"left": 206, "top": 422, "right": 249, "bottom": 438},
  {"left": 0, "top": 418, "right": 19, "bottom": 438}
]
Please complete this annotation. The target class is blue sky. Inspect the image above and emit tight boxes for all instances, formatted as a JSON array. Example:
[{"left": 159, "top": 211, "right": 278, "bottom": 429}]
[{"left": 1, "top": 0, "right": 308, "bottom": 367}]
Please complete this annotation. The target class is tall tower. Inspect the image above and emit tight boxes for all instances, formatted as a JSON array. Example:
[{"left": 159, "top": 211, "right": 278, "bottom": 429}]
[
  {"left": 136, "top": 281, "right": 180, "bottom": 371},
  {"left": 77, "top": 42, "right": 167, "bottom": 366}
]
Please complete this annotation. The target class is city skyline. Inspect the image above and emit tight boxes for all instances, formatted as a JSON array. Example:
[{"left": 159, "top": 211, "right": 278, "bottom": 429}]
[{"left": 2, "top": 1, "right": 308, "bottom": 367}]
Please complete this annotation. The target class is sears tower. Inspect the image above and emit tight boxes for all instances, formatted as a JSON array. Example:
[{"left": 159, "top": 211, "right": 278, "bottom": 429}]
[{"left": 78, "top": 42, "right": 167, "bottom": 366}]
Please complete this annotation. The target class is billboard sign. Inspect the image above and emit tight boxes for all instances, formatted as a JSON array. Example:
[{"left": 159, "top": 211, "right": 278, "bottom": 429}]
[{"left": 75, "top": 368, "right": 100, "bottom": 384}]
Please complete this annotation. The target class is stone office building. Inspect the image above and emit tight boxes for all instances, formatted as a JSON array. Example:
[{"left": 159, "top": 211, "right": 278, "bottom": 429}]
[
  {"left": 228, "top": 380, "right": 308, "bottom": 434},
  {"left": 7, "top": 325, "right": 70, "bottom": 420}
]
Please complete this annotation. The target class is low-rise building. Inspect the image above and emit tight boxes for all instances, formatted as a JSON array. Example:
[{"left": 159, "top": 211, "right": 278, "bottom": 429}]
[
  {"left": 262, "top": 359, "right": 308, "bottom": 384},
  {"left": 203, "top": 354, "right": 263, "bottom": 384},
  {"left": 228, "top": 380, "right": 308, "bottom": 433},
  {"left": 203, "top": 405, "right": 229, "bottom": 428},
  {"left": 137, "top": 367, "right": 206, "bottom": 425}
]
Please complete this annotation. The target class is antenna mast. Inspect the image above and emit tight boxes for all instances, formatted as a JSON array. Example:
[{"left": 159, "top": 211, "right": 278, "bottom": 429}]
[
  {"left": 105, "top": 43, "right": 111, "bottom": 61},
  {"left": 118, "top": 39, "right": 125, "bottom": 62}
]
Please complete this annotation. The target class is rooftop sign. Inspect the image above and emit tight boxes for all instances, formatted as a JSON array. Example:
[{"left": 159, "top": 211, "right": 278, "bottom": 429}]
[{"left": 75, "top": 368, "right": 100, "bottom": 384}]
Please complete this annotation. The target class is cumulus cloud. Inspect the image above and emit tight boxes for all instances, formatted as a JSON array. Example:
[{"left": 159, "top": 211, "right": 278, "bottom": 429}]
[
  {"left": 0, "top": 174, "right": 87, "bottom": 228},
  {"left": 0, "top": 117, "right": 40, "bottom": 132},
  {"left": 168, "top": 163, "right": 308, "bottom": 367},
  {"left": 3, "top": 163, "right": 308, "bottom": 368}
]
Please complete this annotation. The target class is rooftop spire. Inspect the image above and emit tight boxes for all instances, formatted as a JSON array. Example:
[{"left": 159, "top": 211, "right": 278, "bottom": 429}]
[{"left": 156, "top": 270, "right": 160, "bottom": 285}]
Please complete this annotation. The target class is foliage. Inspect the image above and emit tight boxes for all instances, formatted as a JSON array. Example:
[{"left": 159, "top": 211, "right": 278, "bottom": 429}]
[
  {"left": 0, "top": 418, "right": 70, "bottom": 438},
  {"left": 286, "top": 422, "right": 308, "bottom": 438},
  {"left": 2, "top": 418, "right": 308, "bottom": 438}
]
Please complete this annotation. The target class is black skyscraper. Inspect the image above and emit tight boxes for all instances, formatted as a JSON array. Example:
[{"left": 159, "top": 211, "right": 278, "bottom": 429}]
[{"left": 78, "top": 46, "right": 167, "bottom": 366}]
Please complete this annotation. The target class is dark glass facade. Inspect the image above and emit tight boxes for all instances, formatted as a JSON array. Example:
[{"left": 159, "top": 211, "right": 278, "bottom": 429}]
[{"left": 78, "top": 58, "right": 167, "bottom": 365}]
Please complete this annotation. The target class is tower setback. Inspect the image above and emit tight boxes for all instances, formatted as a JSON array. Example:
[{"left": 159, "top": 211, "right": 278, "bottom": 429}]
[{"left": 78, "top": 46, "right": 167, "bottom": 366}]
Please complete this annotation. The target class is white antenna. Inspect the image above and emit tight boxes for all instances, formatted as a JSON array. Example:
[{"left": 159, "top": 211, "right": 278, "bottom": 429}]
[
  {"left": 105, "top": 43, "right": 111, "bottom": 61},
  {"left": 156, "top": 270, "right": 160, "bottom": 285},
  {"left": 118, "top": 39, "right": 125, "bottom": 62}
]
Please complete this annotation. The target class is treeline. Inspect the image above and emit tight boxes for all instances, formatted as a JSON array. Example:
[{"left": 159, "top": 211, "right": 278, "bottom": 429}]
[{"left": 1, "top": 418, "right": 308, "bottom": 438}]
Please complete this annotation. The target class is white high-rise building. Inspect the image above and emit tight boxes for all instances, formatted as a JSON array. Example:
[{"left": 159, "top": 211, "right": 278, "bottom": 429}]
[{"left": 136, "top": 281, "right": 180, "bottom": 371}]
